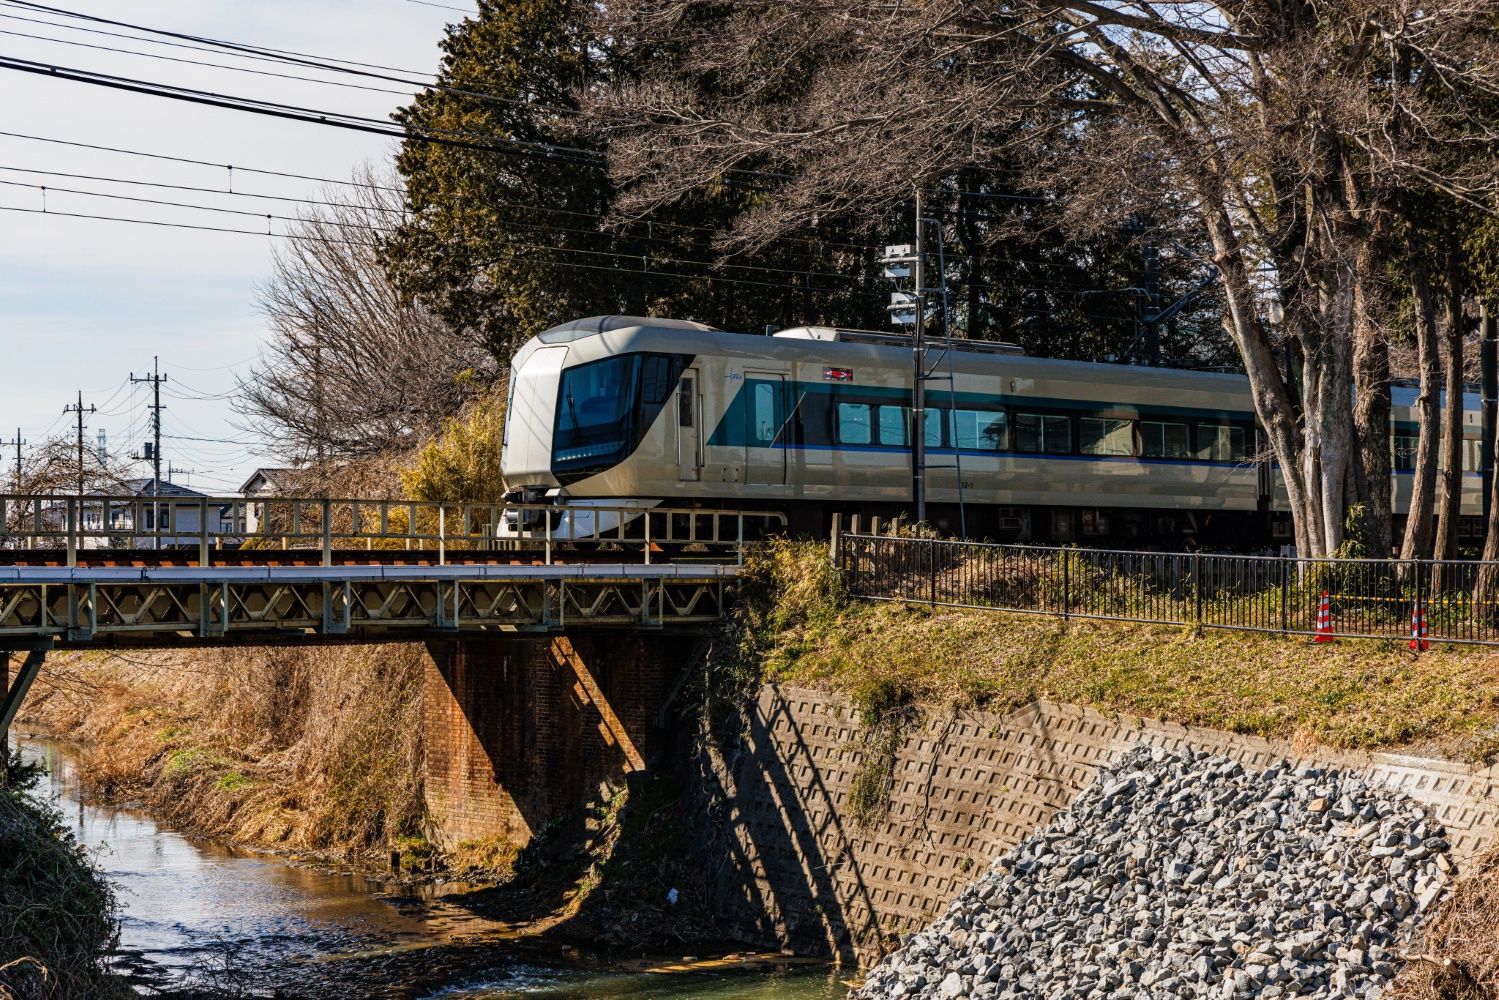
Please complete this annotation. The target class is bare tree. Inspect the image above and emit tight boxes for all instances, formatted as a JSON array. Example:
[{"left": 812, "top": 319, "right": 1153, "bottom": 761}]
[
  {"left": 240, "top": 165, "right": 495, "bottom": 465},
  {"left": 589, "top": 0, "right": 1499, "bottom": 556},
  {"left": 2, "top": 436, "right": 138, "bottom": 535}
]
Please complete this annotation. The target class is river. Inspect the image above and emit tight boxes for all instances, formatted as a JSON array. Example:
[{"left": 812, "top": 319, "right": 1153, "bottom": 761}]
[{"left": 19, "top": 740, "right": 849, "bottom": 1000}]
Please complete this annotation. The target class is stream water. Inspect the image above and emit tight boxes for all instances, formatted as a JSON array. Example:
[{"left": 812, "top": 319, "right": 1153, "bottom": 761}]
[{"left": 19, "top": 740, "right": 848, "bottom": 1000}]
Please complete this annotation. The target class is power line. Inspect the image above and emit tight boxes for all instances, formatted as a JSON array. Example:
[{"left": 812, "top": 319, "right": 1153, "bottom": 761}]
[
  {"left": 0, "top": 55, "right": 605, "bottom": 167},
  {"left": 0, "top": 27, "right": 426, "bottom": 97},
  {"left": 0, "top": 1, "right": 445, "bottom": 78},
  {"left": 0, "top": 203, "right": 870, "bottom": 294},
  {"left": 401, "top": 0, "right": 471, "bottom": 12},
  {"left": 0, "top": 10, "right": 442, "bottom": 77},
  {"left": 0, "top": 1, "right": 570, "bottom": 112}
]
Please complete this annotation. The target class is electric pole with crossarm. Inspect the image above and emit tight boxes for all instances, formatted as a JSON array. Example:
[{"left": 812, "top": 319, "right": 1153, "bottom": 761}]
[
  {"left": 62, "top": 392, "right": 96, "bottom": 495},
  {"left": 1, "top": 429, "right": 23, "bottom": 492},
  {"left": 130, "top": 357, "right": 167, "bottom": 496}
]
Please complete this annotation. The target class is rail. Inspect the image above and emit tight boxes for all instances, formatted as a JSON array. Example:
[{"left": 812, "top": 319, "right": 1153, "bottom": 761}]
[
  {"left": 835, "top": 529, "right": 1499, "bottom": 647},
  {"left": 0, "top": 494, "right": 786, "bottom": 568}
]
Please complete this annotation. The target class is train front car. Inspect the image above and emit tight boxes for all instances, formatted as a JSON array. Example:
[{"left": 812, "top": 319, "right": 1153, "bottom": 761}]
[{"left": 498, "top": 315, "right": 708, "bottom": 540}]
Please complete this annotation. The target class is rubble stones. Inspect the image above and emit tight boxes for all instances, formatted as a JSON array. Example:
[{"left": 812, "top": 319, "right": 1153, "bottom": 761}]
[{"left": 853, "top": 747, "right": 1453, "bottom": 1000}]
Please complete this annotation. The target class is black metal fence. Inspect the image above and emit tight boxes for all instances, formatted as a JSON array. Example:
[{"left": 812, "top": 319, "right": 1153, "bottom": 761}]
[{"left": 835, "top": 532, "right": 1499, "bottom": 646}]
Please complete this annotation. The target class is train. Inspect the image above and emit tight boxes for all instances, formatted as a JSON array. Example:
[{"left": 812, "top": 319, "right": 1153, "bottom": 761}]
[{"left": 498, "top": 314, "right": 1486, "bottom": 548}]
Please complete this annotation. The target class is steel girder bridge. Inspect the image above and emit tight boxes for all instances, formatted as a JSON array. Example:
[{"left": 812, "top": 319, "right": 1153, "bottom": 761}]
[{"left": 0, "top": 493, "right": 784, "bottom": 744}]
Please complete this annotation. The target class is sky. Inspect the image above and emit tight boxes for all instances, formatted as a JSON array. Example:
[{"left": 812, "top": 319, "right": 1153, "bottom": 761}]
[{"left": 0, "top": 0, "right": 468, "bottom": 495}]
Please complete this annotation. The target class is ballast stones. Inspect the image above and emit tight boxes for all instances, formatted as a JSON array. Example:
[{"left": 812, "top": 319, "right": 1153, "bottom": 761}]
[{"left": 853, "top": 746, "right": 1453, "bottom": 1000}]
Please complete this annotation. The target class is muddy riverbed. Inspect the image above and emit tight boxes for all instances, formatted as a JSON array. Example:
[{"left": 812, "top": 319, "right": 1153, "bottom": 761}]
[{"left": 20, "top": 740, "right": 848, "bottom": 999}]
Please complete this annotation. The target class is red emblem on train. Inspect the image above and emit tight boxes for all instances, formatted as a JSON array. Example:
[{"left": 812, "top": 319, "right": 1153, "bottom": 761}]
[{"left": 823, "top": 367, "right": 854, "bottom": 382}]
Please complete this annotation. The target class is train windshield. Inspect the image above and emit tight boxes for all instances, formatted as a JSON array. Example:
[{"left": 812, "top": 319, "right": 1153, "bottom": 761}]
[{"left": 553, "top": 355, "right": 639, "bottom": 468}]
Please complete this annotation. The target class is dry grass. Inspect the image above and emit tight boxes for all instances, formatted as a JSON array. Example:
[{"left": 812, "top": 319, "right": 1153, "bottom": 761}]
[
  {"left": 1389, "top": 847, "right": 1499, "bottom": 999},
  {"left": 19, "top": 643, "right": 428, "bottom": 864},
  {"left": 0, "top": 784, "right": 126, "bottom": 1000},
  {"left": 746, "top": 540, "right": 1499, "bottom": 763}
]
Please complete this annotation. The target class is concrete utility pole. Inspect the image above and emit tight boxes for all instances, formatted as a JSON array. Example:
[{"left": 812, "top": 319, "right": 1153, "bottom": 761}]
[
  {"left": 1142, "top": 240, "right": 1162, "bottom": 367},
  {"left": 1483, "top": 305, "right": 1497, "bottom": 525},
  {"left": 1, "top": 428, "right": 23, "bottom": 491},
  {"left": 62, "top": 392, "right": 96, "bottom": 495},
  {"left": 130, "top": 357, "right": 167, "bottom": 495},
  {"left": 912, "top": 190, "right": 927, "bottom": 524}
]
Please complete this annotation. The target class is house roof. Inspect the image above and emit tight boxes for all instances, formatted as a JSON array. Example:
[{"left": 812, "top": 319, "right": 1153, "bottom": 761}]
[
  {"left": 122, "top": 478, "right": 208, "bottom": 499},
  {"left": 239, "top": 467, "right": 295, "bottom": 495}
]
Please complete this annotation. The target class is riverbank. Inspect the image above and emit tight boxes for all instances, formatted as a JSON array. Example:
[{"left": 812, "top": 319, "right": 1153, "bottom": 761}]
[
  {"left": 17, "top": 642, "right": 732, "bottom": 956},
  {"left": 15, "top": 739, "right": 848, "bottom": 1000},
  {"left": 20, "top": 644, "right": 429, "bottom": 871},
  {"left": 0, "top": 751, "right": 125, "bottom": 999}
]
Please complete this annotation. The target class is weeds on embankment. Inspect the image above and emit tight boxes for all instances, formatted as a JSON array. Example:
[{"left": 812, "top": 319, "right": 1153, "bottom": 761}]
[
  {"left": 20, "top": 643, "right": 430, "bottom": 868},
  {"left": 739, "top": 539, "right": 1499, "bottom": 763},
  {"left": 0, "top": 755, "right": 126, "bottom": 1000}
]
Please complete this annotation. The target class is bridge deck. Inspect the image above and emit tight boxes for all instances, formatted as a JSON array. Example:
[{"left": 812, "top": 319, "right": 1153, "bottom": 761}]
[{"left": 0, "top": 561, "right": 738, "bottom": 649}]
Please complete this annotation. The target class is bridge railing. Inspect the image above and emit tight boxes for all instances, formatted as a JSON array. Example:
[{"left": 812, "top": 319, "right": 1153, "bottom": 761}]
[
  {"left": 835, "top": 528, "right": 1499, "bottom": 646},
  {"left": 0, "top": 494, "right": 786, "bottom": 567}
]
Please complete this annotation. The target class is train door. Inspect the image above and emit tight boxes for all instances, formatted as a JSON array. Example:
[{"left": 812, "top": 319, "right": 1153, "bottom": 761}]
[
  {"left": 744, "top": 372, "right": 787, "bottom": 486},
  {"left": 678, "top": 370, "right": 701, "bottom": 481}
]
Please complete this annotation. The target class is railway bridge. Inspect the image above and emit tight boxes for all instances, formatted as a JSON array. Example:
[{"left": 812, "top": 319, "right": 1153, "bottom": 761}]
[{"left": 0, "top": 493, "right": 782, "bottom": 845}]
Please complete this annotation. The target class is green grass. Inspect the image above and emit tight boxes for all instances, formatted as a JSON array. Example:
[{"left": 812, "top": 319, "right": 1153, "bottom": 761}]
[{"left": 738, "top": 540, "right": 1499, "bottom": 763}]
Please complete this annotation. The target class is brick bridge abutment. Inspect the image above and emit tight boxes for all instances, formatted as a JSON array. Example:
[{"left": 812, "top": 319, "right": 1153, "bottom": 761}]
[{"left": 421, "top": 632, "right": 700, "bottom": 848}]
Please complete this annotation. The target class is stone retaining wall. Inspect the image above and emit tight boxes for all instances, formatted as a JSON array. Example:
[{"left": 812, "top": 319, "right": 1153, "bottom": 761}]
[{"left": 702, "top": 685, "right": 1499, "bottom": 966}]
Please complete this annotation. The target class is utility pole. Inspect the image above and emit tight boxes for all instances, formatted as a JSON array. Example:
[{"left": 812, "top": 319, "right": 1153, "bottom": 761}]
[
  {"left": 1, "top": 429, "right": 22, "bottom": 491},
  {"left": 1142, "top": 240, "right": 1162, "bottom": 367},
  {"left": 130, "top": 357, "right": 167, "bottom": 496},
  {"left": 62, "top": 392, "right": 96, "bottom": 495},
  {"left": 911, "top": 190, "right": 927, "bottom": 524},
  {"left": 1483, "top": 304, "right": 1497, "bottom": 525},
  {"left": 881, "top": 196, "right": 934, "bottom": 523}
]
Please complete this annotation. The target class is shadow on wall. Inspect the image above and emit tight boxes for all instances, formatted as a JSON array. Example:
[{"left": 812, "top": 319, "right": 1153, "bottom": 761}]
[
  {"left": 694, "top": 686, "right": 1108, "bottom": 965},
  {"left": 422, "top": 633, "right": 697, "bottom": 849}
]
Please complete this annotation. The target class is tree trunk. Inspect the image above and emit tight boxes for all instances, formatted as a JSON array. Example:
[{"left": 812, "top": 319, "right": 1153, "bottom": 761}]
[
  {"left": 1400, "top": 266, "right": 1442, "bottom": 561},
  {"left": 1200, "top": 204, "right": 1317, "bottom": 555},
  {"left": 1352, "top": 245, "right": 1392, "bottom": 557},
  {"left": 1432, "top": 256, "right": 1465, "bottom": 589}
]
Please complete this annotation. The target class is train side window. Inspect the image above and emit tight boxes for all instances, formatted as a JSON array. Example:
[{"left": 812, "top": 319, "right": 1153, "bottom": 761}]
[
  {"left": 1080, "top": 417, "right": 1135, "bottom": 457},
  {"left": 837, "top": 402, "right": 872, "bottom": 445},
  {"left": 1393, "top": 433, "right": 1418, "bottom": 472},
  {"left": 952, "top": 409, "right": 1008, "bottom": 451},
  {"left": 641, "top": 355, "right": 673, "bottom": 405},
  {"left": 1197, "top": 424, "right": 1247, "bottom": 462},
  {"left": 751, "top": 383, "right": 779, "bottom": 444},
  {"left": 877, "top": 405, "right": 907, "bottom": 446},
  {"left": 1140, "top": 420, "right": 1190, "bottom": 459},
  {"left": 924, "top": 409, "right": 943, "bottom": 448},
  {"left": 1014, "top": 413, "right": 1071, "bottom": 454}
]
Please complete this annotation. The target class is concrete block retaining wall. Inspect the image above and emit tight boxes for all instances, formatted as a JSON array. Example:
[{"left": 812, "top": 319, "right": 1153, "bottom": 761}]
[{"left": 703, "top": 685, "right": 1499, "bottom": 966}]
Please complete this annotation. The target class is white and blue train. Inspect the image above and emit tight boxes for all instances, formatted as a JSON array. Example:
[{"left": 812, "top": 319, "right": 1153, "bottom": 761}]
[{"left": 499, "top": 315, "right": 1485, "bottom": 547}]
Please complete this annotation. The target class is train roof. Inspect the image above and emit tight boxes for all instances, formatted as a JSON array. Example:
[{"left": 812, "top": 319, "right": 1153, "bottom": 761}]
[{"left": 529, "top": 315, "right": 1250, "bottom": 390}]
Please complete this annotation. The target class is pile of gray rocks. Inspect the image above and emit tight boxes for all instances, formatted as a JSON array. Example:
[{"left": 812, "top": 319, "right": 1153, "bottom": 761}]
[{"left": 854, "top": 746, "right": 1455, "bottom": 999}]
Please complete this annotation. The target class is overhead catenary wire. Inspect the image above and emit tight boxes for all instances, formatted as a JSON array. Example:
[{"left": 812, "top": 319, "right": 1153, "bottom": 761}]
[
  {"left": 0, "top": 131, "right": 1111, "bottom": 263},
  {"left": 0, "top": 27, "right": 428, "bottom": 97},
  {"left": 0, "top": 184, "right": 1150, "bottom": 302},
  {"left": 0, "top": 1, "right": 574, "bottom": 111},
  {"left": 0, "top": 55, "right": 607, "bottom": 167}
]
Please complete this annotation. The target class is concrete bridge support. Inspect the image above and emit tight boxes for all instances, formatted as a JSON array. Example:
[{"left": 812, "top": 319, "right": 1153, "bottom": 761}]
[{"left": 422, "top": 633, "right": 699, "bottom": 848}]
